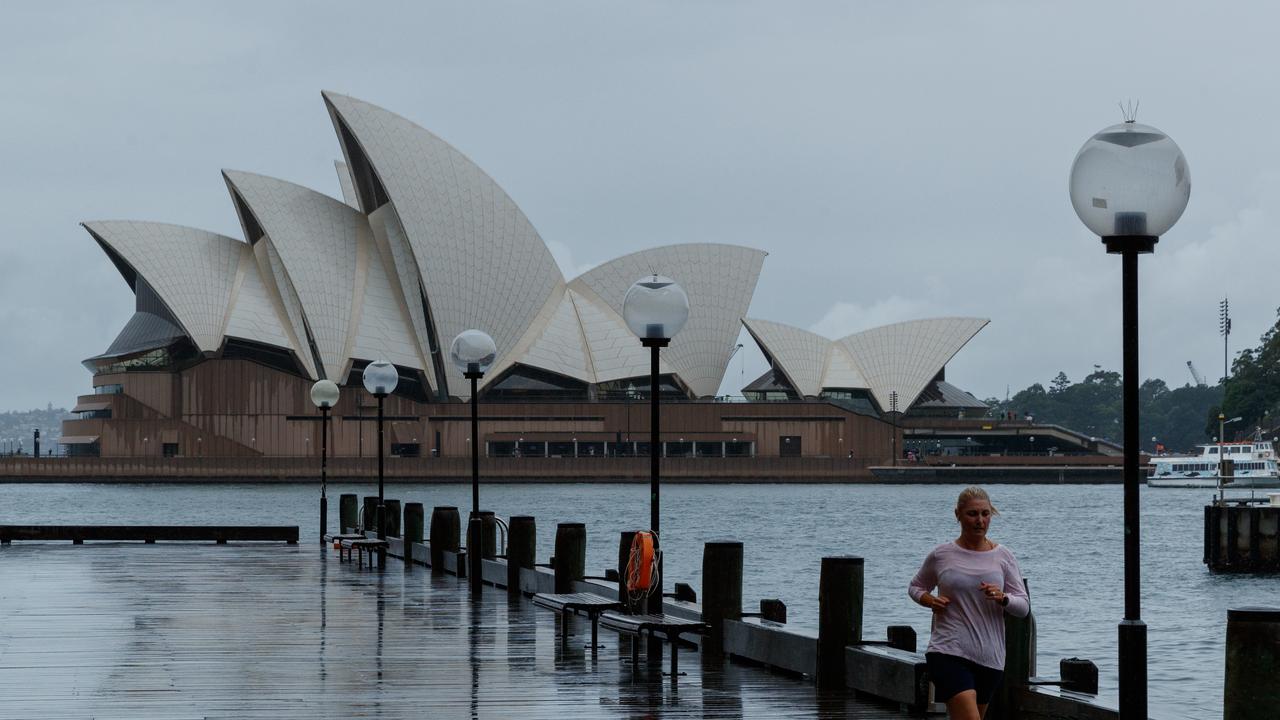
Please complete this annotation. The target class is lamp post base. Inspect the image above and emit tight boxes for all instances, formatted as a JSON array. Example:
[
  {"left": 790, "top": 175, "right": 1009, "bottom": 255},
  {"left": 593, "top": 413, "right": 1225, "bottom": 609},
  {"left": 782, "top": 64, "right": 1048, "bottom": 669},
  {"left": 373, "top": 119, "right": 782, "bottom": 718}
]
[
  {"left": 1118, "top": 619, "right": 1147, "bottom": 719},
  {"left": 468, "top": 513, "right": 483, "bottom": 598}
]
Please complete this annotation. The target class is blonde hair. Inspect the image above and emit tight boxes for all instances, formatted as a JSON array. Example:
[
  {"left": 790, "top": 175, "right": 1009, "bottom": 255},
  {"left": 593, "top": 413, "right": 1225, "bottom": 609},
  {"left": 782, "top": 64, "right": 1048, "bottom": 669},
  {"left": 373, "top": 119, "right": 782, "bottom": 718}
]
[{"left": 956, "top": 486, "right": 999, "bottom": 515}]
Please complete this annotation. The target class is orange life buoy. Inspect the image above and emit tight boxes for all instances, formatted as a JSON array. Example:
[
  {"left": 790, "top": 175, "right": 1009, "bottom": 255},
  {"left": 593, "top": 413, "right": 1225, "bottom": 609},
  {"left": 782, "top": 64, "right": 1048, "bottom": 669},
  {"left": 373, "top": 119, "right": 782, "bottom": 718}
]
[{"left": 627, "top": 531, "right": 656, "bottom": 592}]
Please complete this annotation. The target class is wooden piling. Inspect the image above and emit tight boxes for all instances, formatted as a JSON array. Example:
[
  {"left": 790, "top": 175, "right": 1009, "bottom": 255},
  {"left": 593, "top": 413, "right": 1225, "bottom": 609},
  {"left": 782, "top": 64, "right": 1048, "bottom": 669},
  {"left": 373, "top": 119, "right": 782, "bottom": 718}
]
[
  {"left": 1205, "top": 501, "right": 1280, "bottom": 572},
  {"left": 430, "top": 506, "right": 460, "bottom": 571},
  {"left": 339, "top": 494, "right": 358, "bottom": 532},
  {"left": 554, "top": 522, "right": 586, "bottom": 594},
  {"left": 1224, "top": 606, "right": 1280, "bottom": 720},
  {"left": 478, "top": 510, "right": 497, "bottom": 558},
  {"left": 384, "top": 499, "right": 401, "bottom": 537},
  {"left": 362, "top": 496, "right": 379, "bottom": 532},
  {"left": 507, "top": 516, "right": 535, "bottom": 598},
  {"left": 989, "top": 579, "right": 1035, "bottom": 720},
  {"left": 701, "top": 540, "right": 743, "bottom": 657},
  {"left": 816, "top": 556, "right": 863, "bottom": 687},
  {"left": 403, "top": 503, "right": 424, "bottom": 545}
]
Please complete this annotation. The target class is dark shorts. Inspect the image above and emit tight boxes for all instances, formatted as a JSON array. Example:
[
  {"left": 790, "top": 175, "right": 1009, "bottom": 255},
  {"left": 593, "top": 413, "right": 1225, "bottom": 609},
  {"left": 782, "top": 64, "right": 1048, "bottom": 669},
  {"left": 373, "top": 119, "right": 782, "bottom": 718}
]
[{"left": 926, "top": 652, "right": 1005, "bottom": 705}]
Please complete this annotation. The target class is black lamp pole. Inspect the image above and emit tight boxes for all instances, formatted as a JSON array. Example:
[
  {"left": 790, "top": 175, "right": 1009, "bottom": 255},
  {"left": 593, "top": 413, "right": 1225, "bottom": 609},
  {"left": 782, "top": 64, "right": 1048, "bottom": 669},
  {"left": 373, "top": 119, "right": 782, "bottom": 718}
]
[
  {"left": 641, "top": 337, "right": 668, "bottom": 616},
  {"left": 1105, "top": 231, "right": 1155, "bottom": 720},
  {"left": 466, "top": 368, "right": 483, "bottom": 596},
  {"left": 320, "top": 405, "right": 329, "bottom": 545},
  {"left": 376, "top": 391, "right": 387, "bottom": 570}
]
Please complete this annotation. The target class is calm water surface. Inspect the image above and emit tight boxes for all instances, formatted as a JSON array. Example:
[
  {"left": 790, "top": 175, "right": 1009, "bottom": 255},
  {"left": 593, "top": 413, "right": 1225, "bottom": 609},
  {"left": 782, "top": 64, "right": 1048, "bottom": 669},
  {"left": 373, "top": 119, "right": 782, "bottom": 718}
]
[{"left": 0, "top": 481, "right": 1264, "bottom": 720}]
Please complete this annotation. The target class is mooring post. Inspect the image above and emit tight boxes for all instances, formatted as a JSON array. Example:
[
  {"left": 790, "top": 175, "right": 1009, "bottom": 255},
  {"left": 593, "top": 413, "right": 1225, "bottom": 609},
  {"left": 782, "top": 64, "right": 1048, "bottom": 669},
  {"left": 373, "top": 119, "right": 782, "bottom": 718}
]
[
  {"left": 554, "top": 522, "right": 586, "bottom": 594},
  {"left": 701, "top": 540, "right": 743, "bottom": 657},
  {"left": 507, "top": 516, "right": 535, "bottom": 598},
  {"left": 479, "top": 510, "right": 497, "bottom": 558},
  {"left": 1224, "top": 606, "right": 1280, "bottom": 719},
  {"left": 617, "top": 530, "right": 637, "bottom": 610},
  {"left": 384, "top": 499, "right": 401, "bottom": 537},
  {"left": 816, "top": 556, "right": 864, "bottom": 687},
  {"left": 362, "top": 496, "right": 379, "bottom": 533},
  {"left": 430, "top": 506, "right": 460, "bottom": 572},
  {"left": 988, "top": 579, "right": 1035, "bottom": 720},
  {"left": 404, "top": 502, "right": 424, "bottom": 547},
  {"left": 339, "top": 494, "right": 358, "bottom": 533}
]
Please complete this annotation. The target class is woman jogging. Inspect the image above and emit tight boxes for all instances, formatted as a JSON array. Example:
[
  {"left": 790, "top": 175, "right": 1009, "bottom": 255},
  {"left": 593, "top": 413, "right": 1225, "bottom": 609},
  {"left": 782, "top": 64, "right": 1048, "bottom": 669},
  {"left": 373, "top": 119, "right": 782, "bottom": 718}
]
[{"left": 908, "top": 486, "right": 1029, "bottom": 720}]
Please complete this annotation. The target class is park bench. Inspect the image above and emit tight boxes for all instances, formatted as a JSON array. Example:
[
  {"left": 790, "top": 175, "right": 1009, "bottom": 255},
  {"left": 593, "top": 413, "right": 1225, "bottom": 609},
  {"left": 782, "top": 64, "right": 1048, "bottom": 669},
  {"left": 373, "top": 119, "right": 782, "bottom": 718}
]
[
  {"left": 599, "top": 611, "right": 707, "bottom": 676},
  {"left": 531, "top": 592, "right": 624, "bottom": 649},
  {"left": 340, "top": 538, "right": 388, "bottom": 568}
]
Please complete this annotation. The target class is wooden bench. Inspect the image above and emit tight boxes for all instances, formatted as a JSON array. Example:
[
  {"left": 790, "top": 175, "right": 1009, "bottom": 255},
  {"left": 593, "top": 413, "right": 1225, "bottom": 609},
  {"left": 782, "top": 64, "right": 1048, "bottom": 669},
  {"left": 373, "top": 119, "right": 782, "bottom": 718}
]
[
  {"left": 599, "top": 611, "right": 707, "bottom": 676},
  {"left": 340, "top": 538, "right": 388, "bottom": 568},
  {"left": 531, "top": 592, "right": 624, "bottom": 649},
  {"left": 326, "top": 533, "right": 365, "bottom": 549},
  {"left": 0, "top": 525, "right": 298, "bottom": 544}
]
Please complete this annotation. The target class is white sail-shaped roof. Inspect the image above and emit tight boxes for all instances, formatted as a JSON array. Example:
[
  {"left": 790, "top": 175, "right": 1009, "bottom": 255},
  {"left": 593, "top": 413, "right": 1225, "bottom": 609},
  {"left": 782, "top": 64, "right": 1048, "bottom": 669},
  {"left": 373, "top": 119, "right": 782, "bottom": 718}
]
[
  {"left": 570, "top": 244, "right": 765, "bottom": 397},
  {"left": 515, "top": 290, "right": 594, "bottom": 383},
  {"left": 349, "top": 226, "right": 429, "bottom": 373},
  {"left": 837, "top": 317, "right": 989, "bottom": 412},
  {"left": 334, "top": 160, "right": 359, "bottom": 209},
  {"left": 822, "top": 344, "right": 869, "bottom": 390},
  {"left": 323, "top": 91, "right": 565, "bottom": 398},
  {"left": 742, "top": 318, "right": 833, "bottom": 398},
  {"left": 82, "top": 221, "right": 243, "bottom": 353},
  {"left": 223, "top": 246, "right": 294, "bottom": 352},
  {"left": 256, "top": 240, "right": 318, "bottom": 379},
  {"left": 223, "top": 170, "right": 362, "bottom": 381},
  {"left": 571, "top": 289, "right": 675, "bottom": 382}
]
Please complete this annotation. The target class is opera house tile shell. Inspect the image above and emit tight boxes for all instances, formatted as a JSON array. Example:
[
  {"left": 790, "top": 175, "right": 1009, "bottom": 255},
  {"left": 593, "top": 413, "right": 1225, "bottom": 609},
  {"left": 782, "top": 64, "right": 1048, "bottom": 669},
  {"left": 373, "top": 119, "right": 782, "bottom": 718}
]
[{"left": 62, "top": 92, "right": 988, "bottom": 463}]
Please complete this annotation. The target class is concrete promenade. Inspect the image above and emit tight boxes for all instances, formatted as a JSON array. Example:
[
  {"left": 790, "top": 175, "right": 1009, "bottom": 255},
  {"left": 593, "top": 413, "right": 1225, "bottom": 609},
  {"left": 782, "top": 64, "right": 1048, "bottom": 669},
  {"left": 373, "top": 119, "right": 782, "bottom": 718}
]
[{"left": 0, "top": 542, "right": 908, "bottom": 719}]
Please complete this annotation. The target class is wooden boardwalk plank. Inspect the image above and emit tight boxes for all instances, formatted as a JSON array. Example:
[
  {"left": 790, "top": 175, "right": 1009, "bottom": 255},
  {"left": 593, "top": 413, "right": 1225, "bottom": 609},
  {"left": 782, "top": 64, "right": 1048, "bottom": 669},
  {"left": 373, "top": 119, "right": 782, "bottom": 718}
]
[{"left": 0, "top": 543, "right": 910, "bottom": 718}]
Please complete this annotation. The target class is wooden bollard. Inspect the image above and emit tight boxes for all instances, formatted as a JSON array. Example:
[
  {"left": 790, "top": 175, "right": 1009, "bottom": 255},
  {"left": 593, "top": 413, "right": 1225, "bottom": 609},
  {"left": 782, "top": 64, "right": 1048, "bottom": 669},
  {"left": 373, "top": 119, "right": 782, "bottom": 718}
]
[
  {"left": 1224, "top": 607, "right": 1280, "bottom": 719},
  {"left": 1059, "top": 658, "right": 1098, "bottom": 694},
  {"left": 403, "top": 503, "right": 424, "bottom": 545},
  {"left": 362, "top": 496, "right": 379, "bottom": 533},
  {"left": 554, "top": 523, "right": 586, "bottom": 593},
  {"left": 617, "top": 531, "right": 637, "bottom": 610},
  {"left": 887, "top": 625, "right": 917, "bottom": 653},
  {"left": 701, "top": 540, "right": 743, "bottom": 657},
  {"left": 760, "top": 599, "right": 787, "bottom": 623},
  {"left": 430, "top": 506, "right": 461, "bottom": 571},
  {"left": 339, "top": 494, "right": 358, "bottom": 533},
  {"left": 989, "top": 579, "right": 1035, "bottom": 720},
  {"left": 384, "top": 499, "right": 401, "bottom": 537},
  {"left": 479, "top": 510, "right": 498, "bottom": 558},
  {"left": 817, "top": 556, "right": 864, "bottom": 686},
  {"left": 507, "top": 516, "right": 536, "bottom": 598}
]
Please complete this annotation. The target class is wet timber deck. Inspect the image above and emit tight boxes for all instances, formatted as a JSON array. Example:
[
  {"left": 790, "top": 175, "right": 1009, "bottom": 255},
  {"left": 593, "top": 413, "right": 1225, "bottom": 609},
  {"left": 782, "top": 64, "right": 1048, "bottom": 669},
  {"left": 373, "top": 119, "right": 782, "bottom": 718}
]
[{"left": 0, "top": 543, "right": 910, "bottom": 719}]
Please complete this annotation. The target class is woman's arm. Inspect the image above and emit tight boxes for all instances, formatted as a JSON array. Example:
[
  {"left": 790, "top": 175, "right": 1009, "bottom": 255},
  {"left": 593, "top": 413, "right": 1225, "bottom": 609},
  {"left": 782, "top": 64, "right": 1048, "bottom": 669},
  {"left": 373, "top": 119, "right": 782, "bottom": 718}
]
[
  {"left": 1001, "top": 551, "right": 1030, "bottom": 618},
  {"left": 908, "top": 548, "right": 941, "bottom": 606}
]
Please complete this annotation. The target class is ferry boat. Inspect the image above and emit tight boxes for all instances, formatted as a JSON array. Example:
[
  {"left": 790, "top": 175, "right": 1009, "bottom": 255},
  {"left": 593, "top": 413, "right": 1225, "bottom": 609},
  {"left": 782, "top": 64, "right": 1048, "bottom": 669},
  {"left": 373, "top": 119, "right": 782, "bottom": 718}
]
[{"left": 1148, "top": 435, "right": 1280, "bottom": 488}]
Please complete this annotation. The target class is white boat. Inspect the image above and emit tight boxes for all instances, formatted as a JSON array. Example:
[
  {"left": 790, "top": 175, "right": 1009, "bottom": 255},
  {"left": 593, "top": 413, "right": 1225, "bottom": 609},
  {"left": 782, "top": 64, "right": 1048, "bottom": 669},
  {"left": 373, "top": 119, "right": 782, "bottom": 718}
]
[{"left": 1148, "top": 435, "right": 1280, "bottom": 488}]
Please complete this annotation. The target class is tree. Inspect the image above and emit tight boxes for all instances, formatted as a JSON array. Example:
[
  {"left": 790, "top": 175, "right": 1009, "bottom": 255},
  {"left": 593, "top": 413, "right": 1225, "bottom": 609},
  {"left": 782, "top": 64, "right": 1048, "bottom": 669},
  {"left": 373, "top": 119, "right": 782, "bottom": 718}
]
[{"left": 1051, "top": 372, "right": 1071, "bottom": 394}]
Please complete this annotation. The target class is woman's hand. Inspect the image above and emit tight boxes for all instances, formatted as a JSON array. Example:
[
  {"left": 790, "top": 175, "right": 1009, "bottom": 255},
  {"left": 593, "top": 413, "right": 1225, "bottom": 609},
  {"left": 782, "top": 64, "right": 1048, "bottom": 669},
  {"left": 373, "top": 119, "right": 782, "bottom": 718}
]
[
  {"left": 922, "top": 593, "right": 950, "bottom": 613},
  {"left": 979, "top": 582, "right": 1007, "bottom": 606}
]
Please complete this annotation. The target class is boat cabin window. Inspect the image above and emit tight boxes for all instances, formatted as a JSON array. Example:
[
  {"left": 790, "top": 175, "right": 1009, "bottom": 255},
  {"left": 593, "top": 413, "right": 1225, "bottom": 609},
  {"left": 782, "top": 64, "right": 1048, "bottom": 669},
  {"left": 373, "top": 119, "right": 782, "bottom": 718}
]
[
  {"left": 1210, "top": 447, "right": 1219, "bottom": 454},
  {"left": 1243, "top": 446, "right": 1252, "bottom": 453}
]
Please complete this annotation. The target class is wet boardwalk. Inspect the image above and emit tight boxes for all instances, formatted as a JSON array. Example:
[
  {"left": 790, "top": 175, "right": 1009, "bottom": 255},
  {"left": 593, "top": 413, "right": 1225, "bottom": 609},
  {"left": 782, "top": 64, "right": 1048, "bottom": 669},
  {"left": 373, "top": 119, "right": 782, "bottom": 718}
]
[{"left": 0, "top": 543, "right": 909, "bottom": 719}]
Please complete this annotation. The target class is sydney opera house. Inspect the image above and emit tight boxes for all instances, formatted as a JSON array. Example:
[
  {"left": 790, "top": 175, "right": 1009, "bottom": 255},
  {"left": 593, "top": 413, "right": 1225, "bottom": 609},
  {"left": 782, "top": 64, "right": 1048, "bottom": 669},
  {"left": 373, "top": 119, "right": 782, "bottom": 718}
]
[{"left": 60, "top": 92, "right": 989, "bottom": 472}]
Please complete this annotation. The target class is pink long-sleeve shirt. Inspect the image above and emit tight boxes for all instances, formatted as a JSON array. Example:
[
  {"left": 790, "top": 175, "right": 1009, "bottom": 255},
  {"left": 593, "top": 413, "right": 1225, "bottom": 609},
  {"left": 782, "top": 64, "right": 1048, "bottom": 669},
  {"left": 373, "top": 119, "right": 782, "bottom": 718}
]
[{"left": 908, "top": 542, "right": 1030, "bottom": 670}]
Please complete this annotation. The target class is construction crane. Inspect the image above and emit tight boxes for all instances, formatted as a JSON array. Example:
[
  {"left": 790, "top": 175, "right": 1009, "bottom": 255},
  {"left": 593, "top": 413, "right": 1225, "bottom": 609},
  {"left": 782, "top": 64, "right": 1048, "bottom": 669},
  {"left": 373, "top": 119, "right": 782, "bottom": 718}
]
[{"left": 1187, "top": 361, "right": 1207, "bottom": 387}]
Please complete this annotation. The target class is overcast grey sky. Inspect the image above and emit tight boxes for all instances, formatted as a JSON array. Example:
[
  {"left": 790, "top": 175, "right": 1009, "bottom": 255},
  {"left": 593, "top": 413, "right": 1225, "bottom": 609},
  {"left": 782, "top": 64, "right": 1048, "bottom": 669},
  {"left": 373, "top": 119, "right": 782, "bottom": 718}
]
[{"left": 2, "top": 1, "right": 1277, "bottom": 411}]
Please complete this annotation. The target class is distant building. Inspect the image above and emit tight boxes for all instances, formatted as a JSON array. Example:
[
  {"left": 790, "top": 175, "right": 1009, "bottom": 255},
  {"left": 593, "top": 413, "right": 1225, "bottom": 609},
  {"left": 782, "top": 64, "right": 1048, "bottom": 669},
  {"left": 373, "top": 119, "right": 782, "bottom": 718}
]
[{"left": 62, "top": 93, "right": 987, "bottom": 463}]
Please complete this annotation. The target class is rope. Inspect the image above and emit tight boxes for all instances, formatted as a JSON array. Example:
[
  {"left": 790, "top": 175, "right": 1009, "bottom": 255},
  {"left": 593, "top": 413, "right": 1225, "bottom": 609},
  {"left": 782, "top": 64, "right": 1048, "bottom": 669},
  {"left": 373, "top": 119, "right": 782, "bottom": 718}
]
[{"left": 625, "top": 531, "right": 662, "bottom": 609}]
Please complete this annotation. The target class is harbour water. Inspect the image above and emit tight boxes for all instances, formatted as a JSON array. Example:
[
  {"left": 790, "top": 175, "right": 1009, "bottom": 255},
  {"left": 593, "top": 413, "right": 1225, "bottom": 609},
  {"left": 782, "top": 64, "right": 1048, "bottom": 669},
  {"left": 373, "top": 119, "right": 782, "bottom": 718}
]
[{"left": 0, "top": 481, "right": 1263, "bottom": 720}]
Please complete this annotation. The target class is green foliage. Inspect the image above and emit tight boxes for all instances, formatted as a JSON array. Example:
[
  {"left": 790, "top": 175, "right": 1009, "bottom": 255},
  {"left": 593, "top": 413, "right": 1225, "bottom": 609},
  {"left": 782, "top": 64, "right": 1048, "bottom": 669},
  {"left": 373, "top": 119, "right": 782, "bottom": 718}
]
[
  {"left": 1220, "top": 307, "right": 1280, "bottom": 435},
  {"left": 988, "top": 369, "right": 1221, "bottom": 453}
]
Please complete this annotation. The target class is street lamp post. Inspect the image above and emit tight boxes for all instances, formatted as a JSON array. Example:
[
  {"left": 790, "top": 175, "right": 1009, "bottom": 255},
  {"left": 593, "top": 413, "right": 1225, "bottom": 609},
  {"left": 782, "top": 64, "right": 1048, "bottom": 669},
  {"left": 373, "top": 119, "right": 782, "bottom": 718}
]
[
  {"left": 311, "top": 379, "right": 340, "bottom": 545},
  {"left": 622, "top": 274, "right": 690, "bottom": 620},
  {"left": 1218, "top": 413, "right": 1243, "bottom": 501},
  {"left": 1069, "top": 114, "right": 1191, "bottom": 719},
  {"left": 362, "top": 360, "right": 399, "bottom": 569},
  {"left": 450, "top": 329, "right": 497, "bottom": 597}
]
